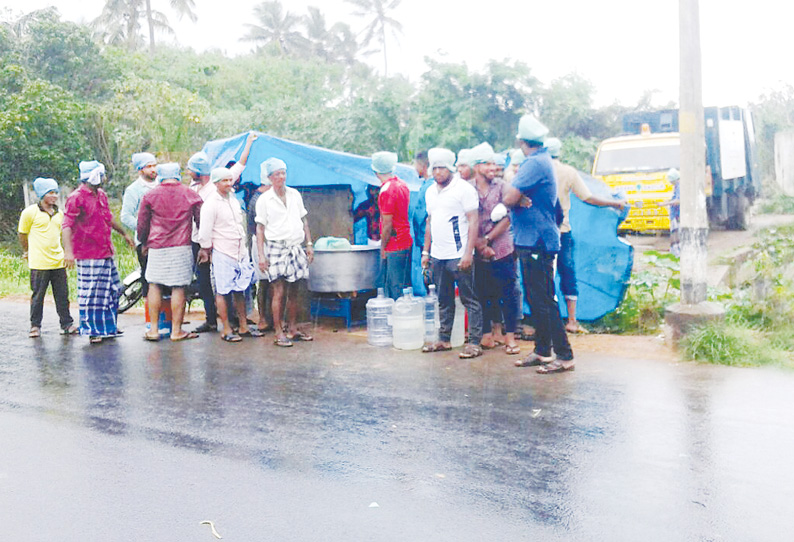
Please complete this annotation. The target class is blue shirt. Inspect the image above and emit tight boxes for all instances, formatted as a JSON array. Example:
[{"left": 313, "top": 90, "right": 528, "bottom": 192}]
[
  {"left": 510, "top": 147, "right": 560, "bottom": 252},
  {"left": 410, "top": 177, "right": 434, "bottom": 247}
]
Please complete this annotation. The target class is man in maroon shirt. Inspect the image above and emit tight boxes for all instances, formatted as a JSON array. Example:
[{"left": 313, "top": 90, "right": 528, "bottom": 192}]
[
  {"left": 470, "top": 142, "right": 521, "bottom": 355},
  {"left": 62, "top": 160, "right": 134, "bottom": 344},
  {"left": 371, "top": 151, "right": 412, "bottom": 300},
  {"left": 137, "top": 163, "right": 203, "bottom": 341}
]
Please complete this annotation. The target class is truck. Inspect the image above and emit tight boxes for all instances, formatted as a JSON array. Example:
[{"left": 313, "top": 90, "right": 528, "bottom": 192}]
[{"left": 592, "top": 106, "right": 760, "bottom": 232}]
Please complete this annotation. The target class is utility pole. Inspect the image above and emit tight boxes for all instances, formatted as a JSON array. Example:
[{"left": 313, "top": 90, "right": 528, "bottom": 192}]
[
  {"left": 665, "top": 0, "right": 725, "bottom": 341},
  {"left": 678, "top": 0, "right": 708, "bottom": 304}
]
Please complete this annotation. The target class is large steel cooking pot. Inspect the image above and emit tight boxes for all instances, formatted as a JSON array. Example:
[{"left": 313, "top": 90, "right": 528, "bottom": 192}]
[{"left": 308, "top": 246, "right": 382, "bottom": 292}]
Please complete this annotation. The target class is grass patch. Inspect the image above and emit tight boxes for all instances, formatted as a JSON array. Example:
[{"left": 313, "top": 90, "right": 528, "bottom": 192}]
[{"left": 682, "top": 321, "right": 794, "bottom": 368}]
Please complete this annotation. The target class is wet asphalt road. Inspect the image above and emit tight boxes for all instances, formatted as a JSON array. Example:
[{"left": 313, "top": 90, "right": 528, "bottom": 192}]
[{"left": 2, "top": 301, "right": 794, "bottom": 541}]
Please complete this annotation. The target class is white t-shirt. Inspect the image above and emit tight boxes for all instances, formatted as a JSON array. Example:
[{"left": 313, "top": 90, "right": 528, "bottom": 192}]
[
  {"left": 254, "top": 186, "right": 307, "bottom": 245},
  {"left": 425, "top": 177, "right": 479, "bottom": 260}
]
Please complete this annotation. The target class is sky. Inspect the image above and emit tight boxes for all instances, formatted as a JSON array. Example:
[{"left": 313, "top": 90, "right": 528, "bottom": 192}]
[{"left": 2, "top": 0, "right": 792, "bottom": 108}]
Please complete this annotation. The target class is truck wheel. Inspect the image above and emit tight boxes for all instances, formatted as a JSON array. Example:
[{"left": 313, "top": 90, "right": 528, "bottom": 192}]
[{"left": 727, "top": 193, "right": 750, "bottom": 231}]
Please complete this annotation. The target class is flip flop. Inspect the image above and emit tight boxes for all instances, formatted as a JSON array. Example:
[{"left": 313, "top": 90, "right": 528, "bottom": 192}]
[
  {"left": 29, "top": 327, "right": 41, "bottom": 338},
  {"left": 515, "top": 352, "right": 554, "bottom": 367},
  {"left": 536, "top": 360, "right": 575, "bottom": 374},
  {"left": 504, "top": 344, "right": 521, "bottom": 355},
  {"left": 60, "top": 325, "right": 79, "bottom": 335},
  {"left": 221, "top": 333, "right": 242, "bottom": 343},
  {"left": 566, "top": 324, "right": 589, "bottom": 334},
  {"left": 89, "top": 336, "right": 103, "bottom": 344},
  {"left": 239, "top": 329, "right": 265, "bottom": 338},
  {"left": 289, "top": 330, "right": 313, "bottom": 341},
  {"left": 459, "top": 344, "right": 483, "bottom": 359},
  {"left": 422, "top": 342, "right": 452, "bottom": 353},
  {"left": 170, "top": 332, "right": 199, "bottom": 342},
  {"left": 143, "top": 333, "right": 161, "bottom": 342},
  {"left": 274, "top": 336, "right": 293, "bottom": 347}
]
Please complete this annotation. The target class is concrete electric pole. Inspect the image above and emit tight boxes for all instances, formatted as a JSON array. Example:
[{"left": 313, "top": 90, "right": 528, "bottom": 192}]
[
  {"left": 665, "top": 0, "right": 725, "bottom": 341},
  {"left": 678, "top": 0, "right": 708, "bottom": 304}
]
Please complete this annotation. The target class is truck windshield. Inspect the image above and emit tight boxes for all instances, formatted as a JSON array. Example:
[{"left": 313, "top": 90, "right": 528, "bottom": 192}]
[{"left": 595, "top": 144, "right": 680, "bottom": 175}]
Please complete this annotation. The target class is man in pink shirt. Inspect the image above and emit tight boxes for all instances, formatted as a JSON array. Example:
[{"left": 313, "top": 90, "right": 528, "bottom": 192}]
[
  {"left": 198, "top": 166, "right": 260, "bottom": 342},
  {"left": 62, "top": 160, "right": 134, "bottom": 344},
  {"left": 138, "top": 162, "right": 203, "bottom": 342}
]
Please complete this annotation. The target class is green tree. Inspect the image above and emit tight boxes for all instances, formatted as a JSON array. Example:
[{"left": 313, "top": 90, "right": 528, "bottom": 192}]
[
  {"left": 243, "top": 1, "right": 308, "bottom": 57},
  {"left": 408, "top": 59, "right": 539, "bottom": 152},
  {"left": 15, "top": 10, "right": 113, "bottom": 98},
  {"left": 0, "top": 62, "right": 92, "bottom": 218},
  {"left": 345, "top": 0, "right": 402, "bottom": 76}
]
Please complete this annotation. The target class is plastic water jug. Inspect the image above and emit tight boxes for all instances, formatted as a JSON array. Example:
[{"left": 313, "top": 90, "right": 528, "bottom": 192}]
[
  {"left": 450, "top": 294, "right": 465, "bottom": 347},
  {"left": 366, "top": 288, "right": 394, "bottom": 347},
  {"left": 392, "top": 288, "right": 424, "bottom": 350},
  {"left": 424, "top": 284, "right": 439, "bottom": 344},
  {"left": 145, "top": 296, "right": 172, "bottom": 337}
]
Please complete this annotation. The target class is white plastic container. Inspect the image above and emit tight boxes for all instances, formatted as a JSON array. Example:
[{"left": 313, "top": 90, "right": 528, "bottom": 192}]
[
  {"left": 450, "top": 294, "right": 466, "bottom": 347},
  {"left": 424, "top": 284, "right": 439, "bottom": 345},
  {"left": 392, "top": 288, "right": 425, "bottom": 350},
  {"left": 366, "top": 288, "right": 394, "bottom": 347}
]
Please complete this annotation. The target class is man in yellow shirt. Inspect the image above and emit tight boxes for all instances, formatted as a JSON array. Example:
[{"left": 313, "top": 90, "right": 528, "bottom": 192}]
[{"left": 18, "top": 178, "right": 77, "bottom": 338}]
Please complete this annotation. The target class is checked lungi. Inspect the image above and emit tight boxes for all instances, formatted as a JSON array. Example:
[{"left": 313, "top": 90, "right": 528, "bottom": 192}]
[
  {"left": 145, "top": 245, "right": 194, "bottom": 287},
  {"left": 77, "top": 258, "right": 121, "bottom": 337},
  {"left": 265, "top": 240, "right": 309, "bottom": 283},
  {"left": 211, "top": 249, "right": 256, "bottom": 296}
]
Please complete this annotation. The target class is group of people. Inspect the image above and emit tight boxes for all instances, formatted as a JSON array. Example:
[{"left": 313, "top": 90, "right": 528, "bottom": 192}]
[
  {"left": 20, "top": 133, "right": 315, "bottom": 347},
  {"left": 362, "top": 114, "right": 625, "bottom": 374},
  {"left": 21, "top": 114, "right": 625, "bottom": 374}
]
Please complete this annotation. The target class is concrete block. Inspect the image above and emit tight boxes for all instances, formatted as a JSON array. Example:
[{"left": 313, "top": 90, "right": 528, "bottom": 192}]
[{"left": 664, "top": 301, "right": 726, "bottom": 346}]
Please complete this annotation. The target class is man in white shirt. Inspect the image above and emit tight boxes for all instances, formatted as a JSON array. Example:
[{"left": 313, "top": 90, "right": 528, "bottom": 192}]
[
  {"left": 122, "top": 152, "right": 158, "bottom": 296},
  {"left": 255, "top": 158, "right": 314, "bottom": 348},
  {"left": 420, "top": 148, "right": 483, "bottom": 359}
]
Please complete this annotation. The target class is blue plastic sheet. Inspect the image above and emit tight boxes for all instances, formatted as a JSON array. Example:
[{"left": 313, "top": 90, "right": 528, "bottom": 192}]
[{"left": 201, "top": 132, "right": 633, "bottom": 320}]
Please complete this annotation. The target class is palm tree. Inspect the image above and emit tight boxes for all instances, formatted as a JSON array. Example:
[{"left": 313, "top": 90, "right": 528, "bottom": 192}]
[
  {"left": 94, "top": 0, "right": 196, "bottom": 52},
  {"left": 242, "top": 1, "right": 308, "bottom": 57},
  {"left": 143, "top": 0, "right": 196, "bottom": 53},
  {"left": 303, "top": 6, "right": 330, "bottom": 61},
  {"left": 344, "top": 0, "right": 402, "bottom": 76},
  {"left": 329, "top": 22, "right": 359, "bottom": 66}
]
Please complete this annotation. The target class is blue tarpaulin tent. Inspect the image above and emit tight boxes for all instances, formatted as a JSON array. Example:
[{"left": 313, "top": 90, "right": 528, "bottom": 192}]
[{"left": 201, "top": 131, "right": 633, "bottom": 322}]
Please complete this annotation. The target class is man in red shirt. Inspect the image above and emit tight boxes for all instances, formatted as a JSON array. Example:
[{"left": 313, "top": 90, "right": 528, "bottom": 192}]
[
  {"left": 62, "top": 160, "right": 134, "bottom": 344},
  {"left": 371, "top": 151, "right": 412, "bottom": 300},
  {"left": 137, "top": 162, "right": 203, "bottom": 342}
]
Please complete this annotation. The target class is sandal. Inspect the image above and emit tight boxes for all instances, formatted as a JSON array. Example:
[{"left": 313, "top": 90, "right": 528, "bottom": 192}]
[
  {"left": 288, "top": 330, "right": 313, "bottom": 341},
  {"left": 274, "top": 336, "right": 293, "bottom": 347},
  {"left": 504, "top": 344, "right": 521, "bottom": 355},
  {"left": 422, "top": 342, "right": 452, "bottom": 353},
  {"left": 515, "top": 352, "right": 554, "bottom": 367},
  {"left": 89, "top": 336, "right": 103, "bottom": 344},
  {"left": 536, "top": 359, "right": 575, "bottom": 374},
  {"left": 60, "top": 325, "right": 79, "bottom": 335},
  {"left": 221, "top": 333, "right": 242, "bottom": 343},
  {"left": 29, "top": 327, "right": 41, "bottom": 338},
  {"left": 565, "top": 323, "right": 589, "bottom": 334},
  {"left": 459, "top": 344, "right": 483, "bottom": 359},
  {"left": 170, "top": 332, "right": 199, "bottom": 342},
  {"left": 239, "top": 329, "right": 265, "bottom": 338},
  {"left": 143, "top": 332, "right": 161, "bottom": 342}
]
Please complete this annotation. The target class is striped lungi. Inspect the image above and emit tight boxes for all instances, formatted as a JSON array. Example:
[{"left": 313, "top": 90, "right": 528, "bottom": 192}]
[
  {"left": 77, "top": 258, "right": 121, "bottom": 337},
  {"left": 265, "top": 240, "right": 309, "bottom": 283},
  {"left": 210, "top": 249, "right": 256, "bottom": 296},
  {"left": 145, "top": 245, "right": 194, "bottom": 287}
]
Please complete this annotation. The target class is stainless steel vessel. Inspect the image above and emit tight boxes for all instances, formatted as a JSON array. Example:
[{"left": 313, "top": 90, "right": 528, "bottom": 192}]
[{"left": 308, "top": 246, "right": 382, "bottom": 292}]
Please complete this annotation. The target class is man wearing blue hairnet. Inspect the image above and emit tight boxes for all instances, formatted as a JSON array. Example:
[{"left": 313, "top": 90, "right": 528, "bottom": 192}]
[
  {"left": 122, "top": 152, "right": 158, "bottom": 297},
  {"left": 18, "top": 178, "right": 77, "bottom": 338}
]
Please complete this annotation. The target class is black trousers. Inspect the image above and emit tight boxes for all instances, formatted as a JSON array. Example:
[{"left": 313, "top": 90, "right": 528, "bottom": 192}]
[
  {"left": 137, "top": 243, "right": 149, "bottom": 297},
  {"left": 517, "top": 247, "right": 573, "bottom": 361},
  {"left": 30, "top": 268, "right": 74, "bottom": 330},
  {"left": 192, "top": 242, "right": 217, "bottom": 324}
]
